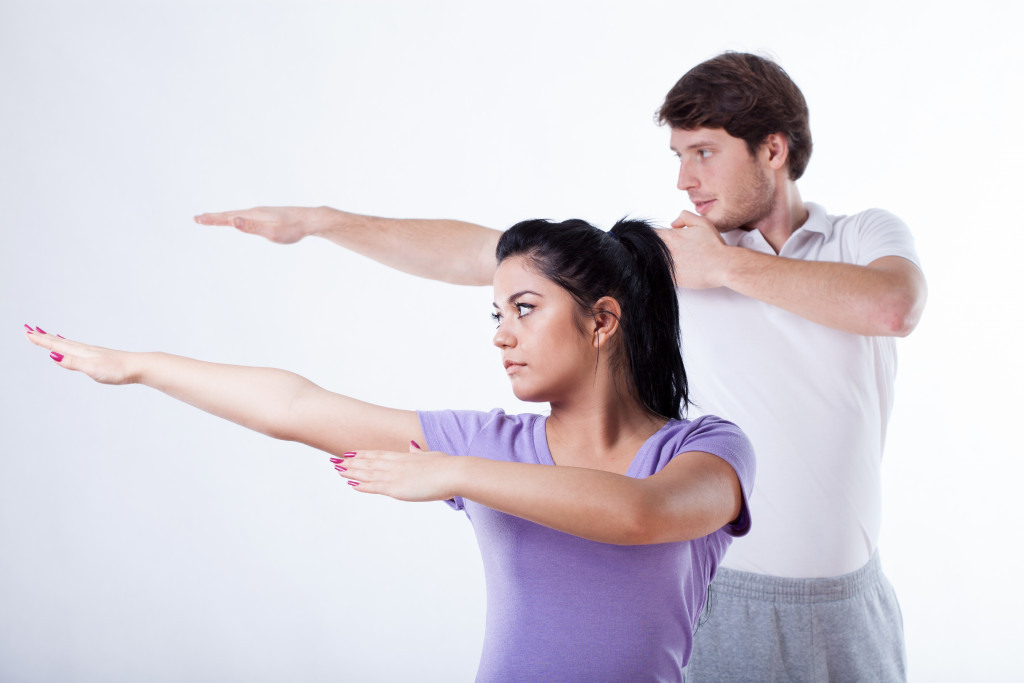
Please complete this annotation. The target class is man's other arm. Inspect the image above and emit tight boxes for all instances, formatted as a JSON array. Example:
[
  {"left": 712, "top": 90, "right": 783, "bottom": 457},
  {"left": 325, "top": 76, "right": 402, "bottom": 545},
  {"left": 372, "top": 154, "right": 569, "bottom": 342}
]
[
  {"left": 195, "top": 206, "right": 500, "bottom": 286},
  {"left": 661, "top": 216, "right": 926, "bottom": 337}
]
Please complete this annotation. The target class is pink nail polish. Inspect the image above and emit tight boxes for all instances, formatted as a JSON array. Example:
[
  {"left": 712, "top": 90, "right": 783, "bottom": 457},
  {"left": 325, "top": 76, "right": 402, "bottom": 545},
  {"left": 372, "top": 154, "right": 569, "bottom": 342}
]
[
  {"left": 342, "top": 452, "right": 356, "bottom": 458},
  {"left": 56, "top": 334, "right": 65, "bottom": 339},
  {"left": 335, "top": 466, "right": 347, "bottom": 472},
  {"left": 411, "top": 440, "right": 421, "bottom": 449},
  {"left": 35, "top": 327, "right": 46, "bottom": 334},
  {"left": 329, "top": 457, "right": 342, "bottom": 463},
  {"left": 50, "top": 352, "right": 64, "bottom": 362},
  {"left": 24, "top": 324, "right": 34, "bottom": 334},
  {"left": 347, "top": 481, "right": 359, "bottom": 487}
]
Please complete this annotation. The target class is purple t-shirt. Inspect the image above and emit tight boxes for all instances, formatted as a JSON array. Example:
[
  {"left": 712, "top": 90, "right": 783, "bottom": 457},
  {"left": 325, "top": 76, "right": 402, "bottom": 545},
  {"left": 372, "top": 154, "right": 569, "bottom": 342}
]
[{"left": 418, "top": 409, "right": 755, "bottom": 682}]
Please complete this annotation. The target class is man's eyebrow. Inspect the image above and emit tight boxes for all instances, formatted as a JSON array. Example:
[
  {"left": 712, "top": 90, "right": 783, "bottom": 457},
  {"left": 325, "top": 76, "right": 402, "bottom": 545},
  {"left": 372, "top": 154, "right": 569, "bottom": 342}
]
[
  {"left": 671, "top": 139, "right": 719, "bottom": 154},
  {"left": 492, "top": 290, "right": 543, "bottom": 307}
]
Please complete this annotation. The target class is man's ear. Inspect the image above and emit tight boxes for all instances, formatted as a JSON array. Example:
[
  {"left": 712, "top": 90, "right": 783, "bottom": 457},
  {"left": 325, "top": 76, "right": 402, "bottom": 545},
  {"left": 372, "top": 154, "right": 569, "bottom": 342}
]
[
  {"left": 762, "top": 132, "right": 789, "bottom": 171},
  {"left": 591, "top": 296, "right": 622, "bottom": 349}
]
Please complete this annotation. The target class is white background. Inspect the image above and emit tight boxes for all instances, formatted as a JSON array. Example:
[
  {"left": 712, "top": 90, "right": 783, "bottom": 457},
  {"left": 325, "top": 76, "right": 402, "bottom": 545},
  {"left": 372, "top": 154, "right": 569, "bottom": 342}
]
[{"left": 2, "top": 1, "right": 1021, "bottom": 681}]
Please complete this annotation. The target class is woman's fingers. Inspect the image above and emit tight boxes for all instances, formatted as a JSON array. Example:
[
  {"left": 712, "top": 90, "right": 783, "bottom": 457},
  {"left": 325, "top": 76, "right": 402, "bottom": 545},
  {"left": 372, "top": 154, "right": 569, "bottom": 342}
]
[
  {"left": 25, "top": 325, "right": 67, "bottom": 355},
  {"left": 327, "top": 448, "right": 448, "bottom": 502},
  {"left": 24, "top": 326, "right": 133, "bottom": 384}
]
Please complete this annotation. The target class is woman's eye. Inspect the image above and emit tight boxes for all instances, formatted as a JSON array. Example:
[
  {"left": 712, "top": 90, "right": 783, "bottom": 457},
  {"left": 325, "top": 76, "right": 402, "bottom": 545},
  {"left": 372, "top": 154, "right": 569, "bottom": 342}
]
[
  {"left": 490, "top": 311, "right": 502, "bottom": 326},
  {"left": 516, "top": 303, "right": 534, "bottom": 318},
  {"left": 698, "top": 149, "right": 712, "bottom": 159}
]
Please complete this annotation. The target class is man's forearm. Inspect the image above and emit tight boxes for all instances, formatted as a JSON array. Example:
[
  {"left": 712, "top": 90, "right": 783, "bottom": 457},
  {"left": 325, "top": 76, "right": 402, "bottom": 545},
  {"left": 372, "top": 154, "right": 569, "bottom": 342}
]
[
  {"left": 721, "top": 250, "right": 927, "bottom": 336},
  {"left": 314, "top": 209, "right": 500, "bottom": 286}
]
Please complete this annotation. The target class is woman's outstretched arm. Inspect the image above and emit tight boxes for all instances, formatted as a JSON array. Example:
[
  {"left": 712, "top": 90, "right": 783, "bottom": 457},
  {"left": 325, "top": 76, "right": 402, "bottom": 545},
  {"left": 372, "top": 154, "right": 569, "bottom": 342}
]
[
  {"left": 341, "top": 444, "right": 744, "bottom": 545},
  {"left": 24, "top": 326, "right": 424, "bottom": 456}
]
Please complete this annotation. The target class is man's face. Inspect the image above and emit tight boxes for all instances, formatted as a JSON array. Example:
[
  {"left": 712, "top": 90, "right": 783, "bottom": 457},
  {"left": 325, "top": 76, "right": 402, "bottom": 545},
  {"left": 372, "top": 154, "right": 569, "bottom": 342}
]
[{"left": 670, "top": 127, "right": 775, "bottom": 232}]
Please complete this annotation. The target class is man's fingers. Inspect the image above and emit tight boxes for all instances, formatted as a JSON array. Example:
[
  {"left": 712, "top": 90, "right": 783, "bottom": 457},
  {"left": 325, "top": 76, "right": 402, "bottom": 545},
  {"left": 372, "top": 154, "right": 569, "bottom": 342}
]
[
  {"left": 232, "top": 216, "right": 268, "bottom": 234},
  {"left": 193, "top": 211, "right": 238, "bottom": 226},
  {"left": 671, "top": 210, "right": 704, "bottom": 229}
]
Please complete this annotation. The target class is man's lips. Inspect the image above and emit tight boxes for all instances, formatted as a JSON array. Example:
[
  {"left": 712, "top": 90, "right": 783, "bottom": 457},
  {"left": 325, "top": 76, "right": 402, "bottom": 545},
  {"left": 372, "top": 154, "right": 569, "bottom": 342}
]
[{"left": 692, "top": 198, "right": 715, "bottom": 214}]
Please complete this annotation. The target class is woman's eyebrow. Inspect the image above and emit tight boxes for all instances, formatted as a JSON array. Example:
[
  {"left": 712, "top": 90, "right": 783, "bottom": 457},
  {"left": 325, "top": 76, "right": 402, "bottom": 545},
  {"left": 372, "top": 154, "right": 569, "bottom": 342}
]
[{"left": 493, "top": 290, "right": 543, "bottom": 307}]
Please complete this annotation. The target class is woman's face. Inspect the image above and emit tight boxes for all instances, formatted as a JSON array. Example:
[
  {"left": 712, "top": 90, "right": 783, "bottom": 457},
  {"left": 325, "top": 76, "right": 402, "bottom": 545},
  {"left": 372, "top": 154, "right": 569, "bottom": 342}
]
[{"left": 491, "top": 255, "right": 596, "bottom": 405}]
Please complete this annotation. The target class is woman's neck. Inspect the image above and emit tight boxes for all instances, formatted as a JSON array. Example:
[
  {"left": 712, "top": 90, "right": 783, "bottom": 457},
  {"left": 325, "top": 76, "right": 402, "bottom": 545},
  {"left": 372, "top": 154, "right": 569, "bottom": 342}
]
[{"left": 545, "top": 393, "right": 668, "bottom": 474}]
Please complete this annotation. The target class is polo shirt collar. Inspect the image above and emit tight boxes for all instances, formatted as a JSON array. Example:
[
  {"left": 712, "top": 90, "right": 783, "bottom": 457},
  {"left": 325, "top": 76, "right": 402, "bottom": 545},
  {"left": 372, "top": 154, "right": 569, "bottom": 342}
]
[{"left": 722, "top": 202, "right": 831, "bottom": 253}]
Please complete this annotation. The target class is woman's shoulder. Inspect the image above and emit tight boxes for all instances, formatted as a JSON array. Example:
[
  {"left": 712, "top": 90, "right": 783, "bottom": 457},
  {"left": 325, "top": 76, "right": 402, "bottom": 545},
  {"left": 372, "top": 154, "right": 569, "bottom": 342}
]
[
  {"left": 654, "top": 415, "right": 755, "bottom": 472},
  {"left": 659, "top": 414, "right": 750, "bottom": 442},
  {"left": 418, "top": 408, "right": 547, "bottom": 456}
]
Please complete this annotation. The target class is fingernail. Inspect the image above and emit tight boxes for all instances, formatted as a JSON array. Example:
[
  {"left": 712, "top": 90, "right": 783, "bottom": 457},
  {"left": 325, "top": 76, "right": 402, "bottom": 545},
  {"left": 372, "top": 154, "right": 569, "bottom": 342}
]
[
  {"left": 56, "top": 334, "right": 65, "bottom": 339},
  {"left": 342, "top": 452, "right": 356, "bottom": 458},
  {"left": 35, "top": 327, "right": 46, "bottom": 334},
  {"left": 24, "top": 324, "right": 34, "bottom": 334},
  {"left": 50, "top": 352, "right": 64, "bottom": 362},
  {"left": 329, "top": 457, "right": 342, "bottom": 463},
  {"left": 335, "top": 466, "right": 347, "bottom": 472},
  {"left": 410, "top": 440, "right": 421, "bottom": 449},
  {"left": 347, "top": 481, "right": 359, "bottom": 487}
]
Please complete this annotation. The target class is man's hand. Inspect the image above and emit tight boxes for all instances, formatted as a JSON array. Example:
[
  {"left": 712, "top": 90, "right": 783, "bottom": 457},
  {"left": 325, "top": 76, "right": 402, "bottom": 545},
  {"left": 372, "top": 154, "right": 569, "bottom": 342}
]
[
  {"left": 195, "top": 206, "right": 343, "bottom": 245},
  {"left": 662, "top": 210, "right": 731, "bottom": 289}
]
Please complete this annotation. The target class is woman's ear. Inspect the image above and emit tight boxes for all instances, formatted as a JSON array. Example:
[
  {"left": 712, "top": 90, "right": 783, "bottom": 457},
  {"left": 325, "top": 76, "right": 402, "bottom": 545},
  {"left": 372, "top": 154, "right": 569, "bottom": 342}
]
[{"left": 591, "top": 296, "right": 622, "bottom": 349}]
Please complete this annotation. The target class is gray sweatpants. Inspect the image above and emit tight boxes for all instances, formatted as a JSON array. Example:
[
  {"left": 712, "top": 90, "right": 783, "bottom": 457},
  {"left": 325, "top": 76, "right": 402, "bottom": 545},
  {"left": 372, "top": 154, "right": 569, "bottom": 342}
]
[{"left": 684, "top": 553, "right": 906, "bottom": 682}]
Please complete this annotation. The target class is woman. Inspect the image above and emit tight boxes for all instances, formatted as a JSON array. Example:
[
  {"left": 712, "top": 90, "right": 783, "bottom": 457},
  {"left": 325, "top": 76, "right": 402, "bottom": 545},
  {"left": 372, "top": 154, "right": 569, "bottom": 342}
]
[{"left": 25, "top": 217, "right": 754, "bottom": 682}]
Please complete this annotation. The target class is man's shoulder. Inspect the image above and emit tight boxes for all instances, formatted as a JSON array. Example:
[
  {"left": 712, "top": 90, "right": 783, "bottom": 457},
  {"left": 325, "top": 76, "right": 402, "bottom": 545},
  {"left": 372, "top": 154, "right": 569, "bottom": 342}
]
[
  {"left": 809, "top": 202, "right": 906, "bottom": 231},
  {"left": 805, "top": 202, "right": 918, "bottom": 266}
]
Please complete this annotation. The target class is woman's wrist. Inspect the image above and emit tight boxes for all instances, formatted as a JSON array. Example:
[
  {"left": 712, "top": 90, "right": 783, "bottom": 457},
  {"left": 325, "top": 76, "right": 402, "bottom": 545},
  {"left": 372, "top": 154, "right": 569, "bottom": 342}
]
[{"left": 445, "top": 454, "right": 477, "bottom": 501}]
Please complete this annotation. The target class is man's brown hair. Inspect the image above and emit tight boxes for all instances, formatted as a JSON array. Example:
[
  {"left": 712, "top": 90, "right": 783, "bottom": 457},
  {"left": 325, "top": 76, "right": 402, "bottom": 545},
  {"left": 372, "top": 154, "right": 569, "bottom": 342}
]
[{"left": 658, "top": 52, "right": 812, "bottom": 180}]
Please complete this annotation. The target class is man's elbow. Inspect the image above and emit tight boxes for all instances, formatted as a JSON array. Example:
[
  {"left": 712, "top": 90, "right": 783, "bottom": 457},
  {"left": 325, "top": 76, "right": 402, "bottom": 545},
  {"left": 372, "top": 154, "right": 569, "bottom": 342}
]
[
  {"left": 864, "top": 267, "right": 926, "bottom": 338},
  {"left": 877, "top": 303, "right": 916, "bottom": 337}
]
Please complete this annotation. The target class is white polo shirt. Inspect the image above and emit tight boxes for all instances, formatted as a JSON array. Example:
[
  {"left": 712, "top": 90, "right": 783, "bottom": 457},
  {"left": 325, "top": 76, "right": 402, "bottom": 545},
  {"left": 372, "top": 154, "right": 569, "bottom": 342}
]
[{"left": 678, "top": 202, "right": 922, "bottom": 578}]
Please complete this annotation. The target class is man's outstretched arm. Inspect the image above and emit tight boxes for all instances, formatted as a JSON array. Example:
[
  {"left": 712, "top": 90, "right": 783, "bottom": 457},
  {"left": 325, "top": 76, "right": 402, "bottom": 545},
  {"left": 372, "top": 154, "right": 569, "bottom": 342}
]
[{"left": 195, "top": 206, "right": 501, "bottom": 286}]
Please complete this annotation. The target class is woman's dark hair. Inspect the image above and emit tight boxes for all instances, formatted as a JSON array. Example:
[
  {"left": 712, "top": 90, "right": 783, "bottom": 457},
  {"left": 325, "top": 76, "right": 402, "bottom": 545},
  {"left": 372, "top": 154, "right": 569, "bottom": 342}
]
[
  {"left": 657, "top": 52, "right": 812, "bottom": 180},
  {"left": 496, "top": 218, "right": 689, "bottom": 419}
]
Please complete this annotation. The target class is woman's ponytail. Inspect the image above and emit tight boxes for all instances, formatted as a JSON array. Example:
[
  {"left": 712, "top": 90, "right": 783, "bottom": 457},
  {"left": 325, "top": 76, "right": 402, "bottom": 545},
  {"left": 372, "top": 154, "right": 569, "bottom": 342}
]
[{"left": 607, "top": 219, "right": 689, "bottom": 419}]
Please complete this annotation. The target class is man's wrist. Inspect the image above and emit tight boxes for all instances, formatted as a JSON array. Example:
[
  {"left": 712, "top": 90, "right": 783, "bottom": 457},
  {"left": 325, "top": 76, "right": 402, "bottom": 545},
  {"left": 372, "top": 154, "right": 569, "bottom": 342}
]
[{"left": 718, "top": 243, "right": 760, "bottom": 291}]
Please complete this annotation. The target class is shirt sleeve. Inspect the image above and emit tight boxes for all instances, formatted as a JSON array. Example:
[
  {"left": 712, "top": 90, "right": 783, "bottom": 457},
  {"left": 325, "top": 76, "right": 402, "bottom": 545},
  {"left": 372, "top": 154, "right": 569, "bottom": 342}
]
[
  {"left": 417, "top": 408, "right": 508, "bottom": 512},
  {"left": 676, "top": 416, "right": 756, "bottom": 537},
  {"left": 843, "top": 208, "right": 922, "bottom": 269}
]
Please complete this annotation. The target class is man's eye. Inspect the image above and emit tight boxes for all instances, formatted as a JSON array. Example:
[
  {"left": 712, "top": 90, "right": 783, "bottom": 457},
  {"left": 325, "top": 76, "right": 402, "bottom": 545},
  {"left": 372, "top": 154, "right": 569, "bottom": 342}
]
[{"left": 698, "top": 149, "right": 712, "bottom": 159}]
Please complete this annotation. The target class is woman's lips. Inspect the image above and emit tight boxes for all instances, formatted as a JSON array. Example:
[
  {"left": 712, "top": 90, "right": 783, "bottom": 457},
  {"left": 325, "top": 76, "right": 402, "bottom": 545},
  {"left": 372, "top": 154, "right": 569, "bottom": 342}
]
[{"left": 503, "top": 360, "right": 524, "bottom": 375}]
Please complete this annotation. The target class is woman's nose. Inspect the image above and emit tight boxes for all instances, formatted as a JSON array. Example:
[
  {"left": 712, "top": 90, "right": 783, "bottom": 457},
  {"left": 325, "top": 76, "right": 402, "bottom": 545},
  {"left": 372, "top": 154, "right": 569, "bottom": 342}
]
[{"left": 493, "top": 325, "right": 515, "bottom": 349}]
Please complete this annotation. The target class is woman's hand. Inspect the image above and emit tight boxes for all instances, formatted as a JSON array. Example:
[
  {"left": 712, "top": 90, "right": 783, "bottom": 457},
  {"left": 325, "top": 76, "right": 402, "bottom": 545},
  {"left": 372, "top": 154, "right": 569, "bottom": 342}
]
[
  {"left": 24, "top": 325, "right": 137, "bottom": 385},
  {"left": 333, "top": 441, "right": 461, "bottom": 502}
]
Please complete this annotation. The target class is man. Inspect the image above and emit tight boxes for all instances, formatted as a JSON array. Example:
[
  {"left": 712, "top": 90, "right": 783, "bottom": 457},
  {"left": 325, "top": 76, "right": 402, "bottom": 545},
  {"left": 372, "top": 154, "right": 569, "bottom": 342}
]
[{"left": 196, "top": 52, "right": 926, "bottom": 680}]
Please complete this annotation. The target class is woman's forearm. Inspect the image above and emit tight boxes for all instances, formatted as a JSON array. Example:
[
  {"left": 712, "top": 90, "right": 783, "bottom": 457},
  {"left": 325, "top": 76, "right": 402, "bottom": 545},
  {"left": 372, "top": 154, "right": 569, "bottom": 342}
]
[
  {"left": 452, "top": 455, "right": 738, "bottom": 545},
  {"left": 132, "top": 352, "right": 321, "bottom": 441}
]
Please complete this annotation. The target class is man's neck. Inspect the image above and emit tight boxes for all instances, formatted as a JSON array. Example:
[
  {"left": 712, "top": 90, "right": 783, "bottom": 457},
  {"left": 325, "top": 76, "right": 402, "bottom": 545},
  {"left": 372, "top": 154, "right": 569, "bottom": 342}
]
[{"left": 747, "top": 181, "right": 808, "bottom": 254}]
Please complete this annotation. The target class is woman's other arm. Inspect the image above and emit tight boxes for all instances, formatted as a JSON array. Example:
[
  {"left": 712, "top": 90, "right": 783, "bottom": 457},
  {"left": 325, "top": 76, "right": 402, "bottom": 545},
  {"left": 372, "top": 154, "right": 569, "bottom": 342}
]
[
  {"left": 343, "top": 445, "right": 743, "bottom": 544},
  {"left": 25, "top": 327, "right": 423, "bottom": 456}
]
